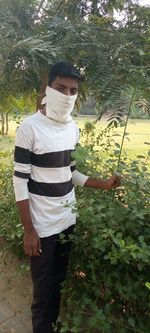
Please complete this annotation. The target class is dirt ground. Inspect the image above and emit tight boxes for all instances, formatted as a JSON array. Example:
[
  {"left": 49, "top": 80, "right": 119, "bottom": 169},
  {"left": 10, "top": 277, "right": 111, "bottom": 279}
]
[
  {"left": 0, "top": 239, "right": 32, "bottom": 304},
  {"left": 0, "top": 238, "right": 32, "bottom": 332}
]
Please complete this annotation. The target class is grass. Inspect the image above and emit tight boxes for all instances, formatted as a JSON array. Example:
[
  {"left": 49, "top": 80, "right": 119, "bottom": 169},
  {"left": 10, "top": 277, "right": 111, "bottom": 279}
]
[
  {"left": 0, "top": 115, "right": 150, "bottom": 163},
  {"left": 76, "top": 116, "right": 150, "bottom": 159}
]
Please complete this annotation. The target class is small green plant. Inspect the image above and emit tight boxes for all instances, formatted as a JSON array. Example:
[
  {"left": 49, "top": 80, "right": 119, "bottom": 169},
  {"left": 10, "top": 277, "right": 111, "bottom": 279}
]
[
  {"left": 0, "top": 162, "right": 24, "bottom": 257},
  {"left": 61, "top": 122, "right": 150, "bottom": 333}
]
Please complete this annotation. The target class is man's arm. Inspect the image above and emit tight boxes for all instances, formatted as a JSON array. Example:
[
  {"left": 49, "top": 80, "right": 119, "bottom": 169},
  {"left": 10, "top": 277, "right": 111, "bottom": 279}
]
[
  {"left": 13, "top": 122, "right": 41, "bottom": 257},
  {"left": 72, "top": 169, "right": 121, "bottom": 190},
  {"left": 71, "top": 146, "right": 120, "bottom": 190},
  {"left": 16, "top": 199, "right": 42, "bottom": 257}
]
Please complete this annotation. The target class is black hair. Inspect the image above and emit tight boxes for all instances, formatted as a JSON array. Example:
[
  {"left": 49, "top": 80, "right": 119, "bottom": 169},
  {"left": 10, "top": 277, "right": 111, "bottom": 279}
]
[{"left": 48, "top": 61, "right": 84, "bottom": 86}]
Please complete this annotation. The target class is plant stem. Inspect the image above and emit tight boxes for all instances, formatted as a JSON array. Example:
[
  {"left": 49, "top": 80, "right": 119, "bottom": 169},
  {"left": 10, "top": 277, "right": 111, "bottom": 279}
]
[
  {"left": 112, "top": 87, "right": 135, "bottom": 201},
  {"left": 117, "top": 88, "right": 136, "bottom": 170},
  {"left": 82, "top": 310, "right": 144, "bottom": 333}
]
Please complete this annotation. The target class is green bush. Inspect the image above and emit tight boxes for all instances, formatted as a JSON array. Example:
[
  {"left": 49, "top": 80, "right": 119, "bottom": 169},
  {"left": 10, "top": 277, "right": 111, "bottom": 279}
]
[
  {"left": 0, "top": 162, "right": 24, "bottom": 257},
  {"left": 130, "top": 106, "right": 150, "bottom": 119},
  {"left": 61, "top": 123, "right": 150, "bottom": 333}
]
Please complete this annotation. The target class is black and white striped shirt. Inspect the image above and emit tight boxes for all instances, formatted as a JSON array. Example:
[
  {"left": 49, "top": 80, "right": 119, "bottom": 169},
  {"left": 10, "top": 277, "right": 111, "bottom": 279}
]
[{"left": 13, "top": 111, "right": 88, "bottom": 237}]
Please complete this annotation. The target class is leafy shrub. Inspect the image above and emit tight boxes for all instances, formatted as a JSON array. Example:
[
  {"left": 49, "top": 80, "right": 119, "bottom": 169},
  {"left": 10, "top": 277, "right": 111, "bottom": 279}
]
[
  {"left": 61, "top": 122, "right": 150, "bottom": 333},
  {"left": 130, "top": 106, "right": 150, "bottom": 119},
  {"left": 0, "top": 162, "right": 24, "bottom": 257}
]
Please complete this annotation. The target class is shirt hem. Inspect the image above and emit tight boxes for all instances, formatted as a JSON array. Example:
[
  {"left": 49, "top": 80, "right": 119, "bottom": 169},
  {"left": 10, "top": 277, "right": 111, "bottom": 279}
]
[{"left": 37, "top": 221, "right": 76, "bottom": 238}]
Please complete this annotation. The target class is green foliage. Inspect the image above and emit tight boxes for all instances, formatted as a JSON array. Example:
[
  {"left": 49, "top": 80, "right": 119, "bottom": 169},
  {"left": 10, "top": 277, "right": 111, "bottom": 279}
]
[
  {"left": 0, "top": 94, "right": 36, "bottom": 135},
  {"left": 1, "top": 0, "right": 150, "bottom": 115},
  {"left": 130, "top": 104, "right": 150, "bottom": 119},
  {"left": 0, "top": 0, "right": 59, "bottom": 95},
  {"left": 0, "top": 162, "right": 24, "bottom": 257},
  {"left": 61, "top": 122, "right": 150, "bottom": 333},
  {"left": 46, "top": 1, "right": 150, "bottom": 121}
]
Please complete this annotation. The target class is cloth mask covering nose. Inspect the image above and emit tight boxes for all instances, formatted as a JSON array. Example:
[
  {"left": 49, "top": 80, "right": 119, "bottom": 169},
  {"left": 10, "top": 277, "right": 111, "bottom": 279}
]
[{"left": 41, "top": 86, "right": 78, "bottom": 123}]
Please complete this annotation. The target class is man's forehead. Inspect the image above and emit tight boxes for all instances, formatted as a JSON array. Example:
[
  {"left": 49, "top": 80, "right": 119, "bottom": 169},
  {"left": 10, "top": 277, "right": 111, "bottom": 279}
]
[{"left": 52, "top": 75, "right": 79, "bottom": 87}]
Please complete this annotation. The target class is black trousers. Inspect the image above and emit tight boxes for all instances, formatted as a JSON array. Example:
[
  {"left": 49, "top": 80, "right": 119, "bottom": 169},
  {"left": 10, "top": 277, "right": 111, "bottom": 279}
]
[{"left": 30, "top": 225, "right": 74, "bottom": 333}]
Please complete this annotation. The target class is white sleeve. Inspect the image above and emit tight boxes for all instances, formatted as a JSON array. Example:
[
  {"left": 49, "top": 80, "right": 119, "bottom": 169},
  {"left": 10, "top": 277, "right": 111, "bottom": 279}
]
[
  {"left": 71, "top": 123, "right": 89, "bottom": 186},
  {"left": 13, "top": 176, "right": 29, "bottom": 201},
  {"left": 72, "top": 170, "right": 89, "bottom": 187},
  {"left": 13, "top": 121, "right": 33, "bottom": 202}
]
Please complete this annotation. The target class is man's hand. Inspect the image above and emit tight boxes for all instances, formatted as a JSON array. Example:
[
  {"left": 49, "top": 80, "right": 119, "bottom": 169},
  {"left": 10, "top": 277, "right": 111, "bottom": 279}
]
[
  {"left": 84, "top": 174, "right": 121, "bottom": 190},
  {"left": 16, "top": 199, "right": 42, "bottom": 257},
  {"left": 24, "top": 229, "right": 42, "bottom": 257},
  {"left": 103, "top": 175, "right": 121, "bottom": 190}
]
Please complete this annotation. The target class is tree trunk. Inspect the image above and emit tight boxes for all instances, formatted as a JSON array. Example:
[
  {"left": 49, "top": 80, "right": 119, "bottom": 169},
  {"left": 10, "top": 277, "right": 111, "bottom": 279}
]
[
  {"left": 5, "top": 112, "right": 9, "bottom": 135},
  {"left": 1, "top": 113, "right": 5, "bottom": 135},
  {"left": 36, "top": 72, "right": 48, "bottom": 111}
]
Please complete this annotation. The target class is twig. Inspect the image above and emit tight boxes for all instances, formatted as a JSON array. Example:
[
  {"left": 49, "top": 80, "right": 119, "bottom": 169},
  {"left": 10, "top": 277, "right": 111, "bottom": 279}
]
[{"left": 113, "top": 88, "right": 136, "bottom": 201}]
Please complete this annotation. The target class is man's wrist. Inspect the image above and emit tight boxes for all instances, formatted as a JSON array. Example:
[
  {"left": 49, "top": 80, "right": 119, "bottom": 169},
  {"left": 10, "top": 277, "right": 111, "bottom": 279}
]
[
  {"left": 84, "top": 178, "right": 106, "bottom": 189},
  {"left": 22, "top": 219, "right": 35, "bottom": 234},
  {"left": 23, "top": 222, "right": 35, "bottom": 234}
]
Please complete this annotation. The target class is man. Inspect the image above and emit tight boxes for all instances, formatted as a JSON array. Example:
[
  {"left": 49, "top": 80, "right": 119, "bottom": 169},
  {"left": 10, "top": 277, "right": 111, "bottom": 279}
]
[{"left": 13, "top": 61, "right": 120, "bottom": 333}]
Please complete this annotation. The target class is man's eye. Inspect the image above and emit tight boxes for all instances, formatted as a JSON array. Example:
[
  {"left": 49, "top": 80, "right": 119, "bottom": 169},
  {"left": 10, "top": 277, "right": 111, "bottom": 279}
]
[
  {"left": 71, "top": 90, "right": 77, "bottom": 95},
  {"left": 57, "top": 88, "right": 64, "bottom": 93}
]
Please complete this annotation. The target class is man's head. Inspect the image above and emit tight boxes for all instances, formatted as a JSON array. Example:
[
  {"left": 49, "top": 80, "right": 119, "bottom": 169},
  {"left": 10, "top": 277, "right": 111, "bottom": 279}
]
[{"left": 48, "top": 61, "right": 83, "bottom": 96}]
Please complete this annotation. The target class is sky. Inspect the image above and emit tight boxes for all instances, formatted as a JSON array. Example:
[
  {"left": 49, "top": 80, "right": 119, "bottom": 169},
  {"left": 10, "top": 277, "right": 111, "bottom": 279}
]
[
  {"left": 114, "top": 0, "right": 150, "bottom": 22},
  {"left": 138, "top": 0, "right": 150, "bottom": 5}
]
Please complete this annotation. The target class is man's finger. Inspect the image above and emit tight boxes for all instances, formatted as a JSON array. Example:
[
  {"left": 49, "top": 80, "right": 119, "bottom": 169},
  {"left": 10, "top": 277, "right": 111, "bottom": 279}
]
[
  {"left": 38, "top": 238, "right": 42, "bottom": 254},
  {"left": 32, "top": 245, "right": 40, "bottom": 256},
  {"left": 24, "top": 245, "right": 39, "bottom": 257},
  {"left": 25, "top": 247, "right": 33, "bottom": 257},
  {"left": 114, "top": 176, "right": 121, "bottom": 184},
  {"left": 24, "top": 245, "right": 29, "bottom": 256}
]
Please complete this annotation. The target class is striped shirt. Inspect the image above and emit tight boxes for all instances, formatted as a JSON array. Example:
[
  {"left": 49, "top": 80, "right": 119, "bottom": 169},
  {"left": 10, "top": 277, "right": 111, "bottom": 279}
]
[{"left": 13, "top": 111, "right": 87, "bottom": 237}]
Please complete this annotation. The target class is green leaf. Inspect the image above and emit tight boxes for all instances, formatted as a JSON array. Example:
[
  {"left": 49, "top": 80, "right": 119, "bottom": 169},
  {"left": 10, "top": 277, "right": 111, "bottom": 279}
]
[
  {"left": 145, "top": 282, "right": 150, "bottom": 290},
  {"left": 142, "top": 166, "right": 147, "bottom": 171},
  {"left": 115, "top": 142, "right": 121, "bottom": 148},
  {"left": 128, "top": 318, "right": 135, "bottom": 328},
  {"left": 139, "top": 235, "right": 144, "bottom": 244},
  {"left": 137, "top": 155, "right": 145, "bottom": 159}
]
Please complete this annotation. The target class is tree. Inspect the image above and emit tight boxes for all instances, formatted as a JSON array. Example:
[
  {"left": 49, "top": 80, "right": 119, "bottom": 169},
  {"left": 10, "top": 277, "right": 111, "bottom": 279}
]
[
  {"left": 0, "top": 0, "right": 149, "bottom": 132},
  {"left": 45, "top": 0, "right": 150, "bottom": 119},
  {"left": 0, "top": 0, "right": 61, "bottom": 133},
  {"left": 0, "top": 0, "right": 59, "bottom": 105}
]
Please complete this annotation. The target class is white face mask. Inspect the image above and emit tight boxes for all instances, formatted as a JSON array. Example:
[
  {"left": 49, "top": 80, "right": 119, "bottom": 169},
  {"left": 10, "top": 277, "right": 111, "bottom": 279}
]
[{"left": 41, "top": 86, "right": 78, "bottom": 123}]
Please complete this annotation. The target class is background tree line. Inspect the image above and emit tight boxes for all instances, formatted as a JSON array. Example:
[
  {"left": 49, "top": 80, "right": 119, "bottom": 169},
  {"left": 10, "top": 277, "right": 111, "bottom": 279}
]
[{"left": 0, "top": 0, "right": 150, "bottom": 134}]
